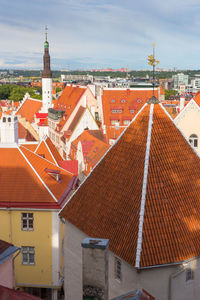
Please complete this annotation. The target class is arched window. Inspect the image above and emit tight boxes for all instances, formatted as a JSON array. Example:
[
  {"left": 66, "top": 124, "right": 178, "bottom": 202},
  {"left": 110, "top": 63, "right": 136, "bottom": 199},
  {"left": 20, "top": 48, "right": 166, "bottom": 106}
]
[
  {"left": 189, "top": 134, "right": 198, "bottom": 148},
  {"left": 8, "top": 117, "right": 11, "bottom": 122},
  {"left": 2, "top": 117, "right": 6, "bottom": 123}
]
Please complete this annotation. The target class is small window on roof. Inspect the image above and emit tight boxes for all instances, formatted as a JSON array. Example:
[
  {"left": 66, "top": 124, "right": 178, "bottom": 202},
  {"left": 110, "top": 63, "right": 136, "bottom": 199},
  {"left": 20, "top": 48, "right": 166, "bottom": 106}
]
[
  {"left": 121, "top": 99, "right": 126, "bottom": 103},
  {"left": 8, "top": 117, "right": 11, "bottom": 122},
  {"left": 111, "top": 99, "right": 116, "bottom": 103},
  {"left": 137, "top": 99, "right": 141, "bottom": 103},
  {"left": 2, "top": 117, "right": 6, "bottom": 123}
]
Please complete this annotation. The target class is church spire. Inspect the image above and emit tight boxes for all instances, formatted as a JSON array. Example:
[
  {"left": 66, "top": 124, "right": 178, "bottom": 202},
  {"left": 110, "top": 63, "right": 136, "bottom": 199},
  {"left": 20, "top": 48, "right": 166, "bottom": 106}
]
[
  {"left": 42, "top": 25, "right": 52, "bottom": 78},
  {"left": 41, "top": 26, "right": 52, "bottom": 113}
]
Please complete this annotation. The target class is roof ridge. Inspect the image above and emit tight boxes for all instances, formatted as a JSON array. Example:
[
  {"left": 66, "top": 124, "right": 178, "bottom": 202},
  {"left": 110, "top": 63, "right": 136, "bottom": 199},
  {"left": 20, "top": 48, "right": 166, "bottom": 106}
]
[
  {"left": 135, "top": 103, "right": 154, "bottom": 268},
  {"left": 18, "top": 146, "right": 58, "bottom": 202},
  {"left": 44, "top": 139, "right": 59, "bottom": 166},
  {"left": 59, "top": 103, "right": 148, "bottom": 215}
]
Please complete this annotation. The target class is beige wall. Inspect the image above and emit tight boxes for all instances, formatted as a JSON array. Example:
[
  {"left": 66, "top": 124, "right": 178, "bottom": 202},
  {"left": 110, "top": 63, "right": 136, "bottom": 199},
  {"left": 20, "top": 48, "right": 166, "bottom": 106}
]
[
  {"left": 175, "top": 100, "right": 200, "bottom": 155},
  {"left": 64, "top": 221, "right": 87, "bottom": 300}
]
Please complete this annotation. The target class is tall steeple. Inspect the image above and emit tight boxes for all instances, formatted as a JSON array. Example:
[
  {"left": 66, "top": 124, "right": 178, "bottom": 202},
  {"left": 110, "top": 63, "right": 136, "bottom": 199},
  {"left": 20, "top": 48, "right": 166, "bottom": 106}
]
[{"left": 41, "top": 26, "right": 52, "bottom": 113}]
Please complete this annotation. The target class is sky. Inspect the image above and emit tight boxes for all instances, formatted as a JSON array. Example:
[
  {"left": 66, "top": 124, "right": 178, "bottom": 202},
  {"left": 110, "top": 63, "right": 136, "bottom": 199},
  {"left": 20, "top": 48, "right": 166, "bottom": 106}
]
[{"left": 1, "top": 0, "right": 200, "bottom": 70}]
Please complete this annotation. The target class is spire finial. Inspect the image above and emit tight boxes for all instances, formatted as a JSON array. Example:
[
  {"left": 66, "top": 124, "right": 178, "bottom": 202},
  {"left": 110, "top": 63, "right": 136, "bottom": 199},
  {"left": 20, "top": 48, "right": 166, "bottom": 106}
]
[
  {"left": 147, "top": 43, "right": 159, "bottom": 97},
  {"left": 45, "top": 25, "right": 48, "bottom": 41}
]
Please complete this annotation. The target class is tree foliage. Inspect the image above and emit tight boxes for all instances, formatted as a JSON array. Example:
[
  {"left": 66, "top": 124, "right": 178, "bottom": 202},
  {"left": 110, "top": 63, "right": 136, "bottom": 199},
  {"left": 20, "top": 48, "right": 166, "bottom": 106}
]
[
  {"left": 0, "top": 84, "right": 42, "bottom": 101},
  {"left": 164, "top": 89, "right": 177, "bottom": 100}
]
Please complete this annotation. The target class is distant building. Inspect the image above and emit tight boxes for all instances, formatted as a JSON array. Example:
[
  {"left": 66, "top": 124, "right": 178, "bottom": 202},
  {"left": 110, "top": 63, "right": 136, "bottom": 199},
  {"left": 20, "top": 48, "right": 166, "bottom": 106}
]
[{"left": 172, "top": 73, "right": 189, "bottom": 91}]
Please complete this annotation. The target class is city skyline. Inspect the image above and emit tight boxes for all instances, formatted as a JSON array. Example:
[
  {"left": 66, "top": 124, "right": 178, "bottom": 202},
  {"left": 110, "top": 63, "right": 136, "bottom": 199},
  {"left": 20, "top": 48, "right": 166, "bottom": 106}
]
[{"left": 1, "top": 0, "right": 200, "bottom": 70}]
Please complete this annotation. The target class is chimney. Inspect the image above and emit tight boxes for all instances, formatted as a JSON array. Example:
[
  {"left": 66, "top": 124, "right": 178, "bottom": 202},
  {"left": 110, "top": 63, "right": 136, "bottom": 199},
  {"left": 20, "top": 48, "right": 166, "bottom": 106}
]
[
  {"left": 0, "top": 113, "right": 18, "bottom": 144},
  {"left": 180, "top": 97, "right": 185, "bottom": 111},
  {"left": 82, "top": 238, "right": 109, "bottom": 300}
]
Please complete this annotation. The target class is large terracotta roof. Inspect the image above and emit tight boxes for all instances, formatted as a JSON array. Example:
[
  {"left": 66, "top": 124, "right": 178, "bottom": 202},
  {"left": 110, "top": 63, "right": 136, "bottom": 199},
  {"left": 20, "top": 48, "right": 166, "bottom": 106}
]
[
  {"left": 54, "top": 85, "right": 86, "bottom": 131},
  {"left": 16, "top": 98, "right": 42, "bottom": 123},
  {"left": 60, "top": 102, "right": 200, "bottom": 268},
  {"left": 34, "top": 135, "right": 62, "bottom": 165},
  {"left": 0, "top": 145, "right": 74, "bottom": 209},
  {"left": 102, "top": 88, "right": 159, "bottom": 142}
]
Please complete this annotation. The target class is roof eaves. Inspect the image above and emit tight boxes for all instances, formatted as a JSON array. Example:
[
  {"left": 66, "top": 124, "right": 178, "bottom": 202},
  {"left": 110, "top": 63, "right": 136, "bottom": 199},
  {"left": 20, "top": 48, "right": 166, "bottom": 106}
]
[
  {"left": 59, "top": 103, "right": 148, "bottom": 216},
  {"left": 0, "top": 246, "right": 20, "bottom": 265},
  {"left": 18, "top": 146, "right": 58, "bottom": 202},
  {"left": 135, "top": 103, "right": 154, "bottom": 268}
]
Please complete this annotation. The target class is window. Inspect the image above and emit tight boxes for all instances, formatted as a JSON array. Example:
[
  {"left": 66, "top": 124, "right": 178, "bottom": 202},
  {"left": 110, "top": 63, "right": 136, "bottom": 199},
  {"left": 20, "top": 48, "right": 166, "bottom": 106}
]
[
  {"left": 129, "top": 109, "right": 135, "bottom": 114},
  {"left": 110, "top": 99, "right": 116, "bottom": 103},
  {"left": 111, "top": 109, "right": 123, "bottom": 113},
  {"left": 137, "top": 99, "right": 141, "bottom": 103},
  {"left": 121, "top": 99, "right": 126, "bottom": 103},
  {"left": 21, "top": 213, "right": 34, "bottom": 231},
  {"left": 186, "top": 268, "right": 194, "bottom": 281},
  {"left": 22, "top": 246, "right": 35, "bottom": 265},
  {"left": 114, "top": 257, "right": 121, "bottom": 281},
  {"left": 189, "top": 134, "right": 198, "bottom": 148},
  {"left": 111, "top": 120, "right": 119, "bottom": 125},
  {"left": 123, "top": 120, "right": 130, "bottom": 125}
]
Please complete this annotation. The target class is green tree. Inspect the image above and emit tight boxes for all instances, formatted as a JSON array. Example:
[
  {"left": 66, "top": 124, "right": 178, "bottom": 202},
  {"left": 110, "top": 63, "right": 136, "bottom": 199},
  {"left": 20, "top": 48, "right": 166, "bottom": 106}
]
[{"left": 164, "top": 89, "right": 177, "bottom": 100}]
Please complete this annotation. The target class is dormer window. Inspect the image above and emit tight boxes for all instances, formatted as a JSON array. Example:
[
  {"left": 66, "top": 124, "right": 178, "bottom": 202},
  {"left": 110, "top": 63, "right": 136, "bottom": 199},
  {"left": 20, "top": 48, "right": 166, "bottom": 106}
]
[
  {"left": 189, "top": 134, "right": 198, "bottom": 148},
  {"left": 8, "top": 117, "right": 11, "bottom": 122},
  {"left": 137, "top": 99, "right": 141, "bottom": 103},
  {"left": 121, "top": 99, "right": 126, "bottom": 103},
  {"left": 129, "top": 109, "right": 135, "bottom": 114},
  {"left": 2, "top": 117, "right": 6, "bottom": 123},
  {"left": 110, "top": 99, "right": 116, "bottom": 103}
]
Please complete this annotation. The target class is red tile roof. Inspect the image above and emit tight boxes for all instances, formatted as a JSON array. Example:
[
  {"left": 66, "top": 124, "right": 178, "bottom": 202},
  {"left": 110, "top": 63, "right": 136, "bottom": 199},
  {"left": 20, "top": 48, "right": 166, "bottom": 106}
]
[
  {"left": 59, "top": 160, "right": 78, "bottom": 176},
  {"left": 35, "top": 136, "right": 62, "bottom": 165},
  {"left": 0, "top": 285, "right": 42, "bottom": 300},
  {"left": 102, "top": 88, "right": 159, "bottom": 141},
  {"left": 0, "top": 240, "right": 13, "bottom": 255},
  {"left": 71, "top": 130, "right": 110, "bottom": 165},
  {"left": 60, "top": 102, "right": 200, "bottom": 268},
  {"left": 54, "top": 85, "right": 86, "bottom": 132},
  {"left": 16, "top": 98, "right": 42, "bottom": 123},
  {"left": 18, "top": 123, "right": 36, "bottom": 141},
  {"left": 0, "top": 145, "right": 74, "bottom": 209}
]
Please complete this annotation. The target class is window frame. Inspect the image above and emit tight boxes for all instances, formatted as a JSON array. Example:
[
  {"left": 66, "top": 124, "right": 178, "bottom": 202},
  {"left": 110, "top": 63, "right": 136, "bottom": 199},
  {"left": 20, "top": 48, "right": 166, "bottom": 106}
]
[
  {"left": 21, "top": 213, "right": 34, "bottom": 231},
  {"left": 114, "top": 257, "right": 122, "bottom": 281},
  {"left": 21, "top": 246, "right": 35, "bottom": 265},
  {"left": 189, "top": 134, "right": 198, "bottom": 148},
  {"left": 186, "top": 268, "right": 194, "bottom": 282}
]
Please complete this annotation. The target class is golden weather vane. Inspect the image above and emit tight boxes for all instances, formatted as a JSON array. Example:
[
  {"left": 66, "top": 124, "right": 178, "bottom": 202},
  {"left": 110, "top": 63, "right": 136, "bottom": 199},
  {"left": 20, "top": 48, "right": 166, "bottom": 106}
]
[{"left": 147, "top": 43, "right": 159, "bottom": 96}]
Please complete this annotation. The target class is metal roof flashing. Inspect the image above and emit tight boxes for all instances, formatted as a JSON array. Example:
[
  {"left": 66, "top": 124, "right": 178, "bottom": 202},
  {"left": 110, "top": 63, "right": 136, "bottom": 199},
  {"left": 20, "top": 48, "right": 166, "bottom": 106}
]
[{"left": 81, "top": 238, "right": 109, "bottom": 250}]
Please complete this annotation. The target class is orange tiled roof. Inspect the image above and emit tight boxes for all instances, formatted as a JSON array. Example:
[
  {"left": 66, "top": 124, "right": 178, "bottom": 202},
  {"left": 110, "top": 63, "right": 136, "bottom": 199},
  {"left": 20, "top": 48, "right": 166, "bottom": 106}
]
[
  {"left": 16, "top": 98, "right": 42, "bottom": 123},
  {"left": 194, "top": 92, "right": 200, "bottom": 106},
  {"left": 102, "top": 88, "right": 159, "bottom": 141},
  {"left": 35, "top": 135, "right": 62, "bottom": 165},
  {"left": 0, "top": 145, "right": 74, "bottom": 209},
  {"left": 60, "top": 102, "right": 200, "bottom": 268},
  {"left": 71, "top": 130, "right": 110, "bottom": 164},
  {"left": 54, "top": 85, "right": 86, "bottom": 131},
  {"left": 21, "top": 143, "right": 38, "bottom": 152}
]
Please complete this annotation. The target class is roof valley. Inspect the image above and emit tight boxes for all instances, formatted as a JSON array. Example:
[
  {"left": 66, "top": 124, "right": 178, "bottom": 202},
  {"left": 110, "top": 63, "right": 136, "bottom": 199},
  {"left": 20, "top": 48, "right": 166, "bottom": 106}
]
[{"left": 135, "top": 103, "right": 154, "bottom": 268}]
